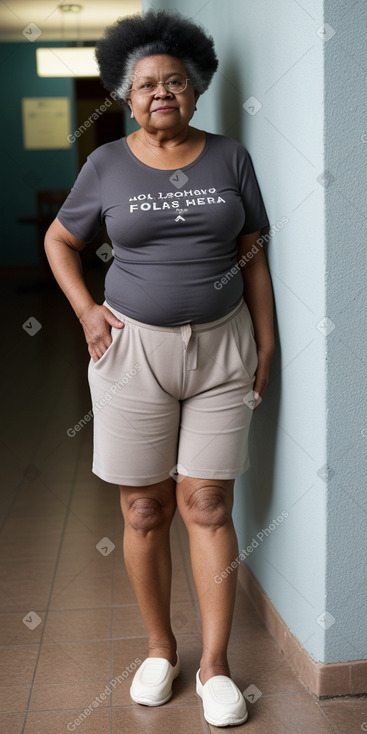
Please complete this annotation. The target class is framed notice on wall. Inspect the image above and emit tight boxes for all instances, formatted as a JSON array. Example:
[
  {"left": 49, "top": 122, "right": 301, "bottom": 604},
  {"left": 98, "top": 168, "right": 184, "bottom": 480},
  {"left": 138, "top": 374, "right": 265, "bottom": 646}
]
[{"left": 22, "top": 97, "right": 71, "bottom": 150}]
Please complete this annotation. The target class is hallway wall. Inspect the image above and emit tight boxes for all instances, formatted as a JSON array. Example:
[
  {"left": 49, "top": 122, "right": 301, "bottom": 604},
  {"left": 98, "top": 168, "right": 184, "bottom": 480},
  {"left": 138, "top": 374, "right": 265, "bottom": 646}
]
[
  {"left": 0, "top": 42, "right": 77, "bottom": 267},
  {"left": 322, "top": 0, "right": 367, "bottom": 663},
  {"left": 143, "top": 0, "right": 367, "bottom": 665},
  {"left": 0, "top": 41, "right": 136, "bottom": 268}
]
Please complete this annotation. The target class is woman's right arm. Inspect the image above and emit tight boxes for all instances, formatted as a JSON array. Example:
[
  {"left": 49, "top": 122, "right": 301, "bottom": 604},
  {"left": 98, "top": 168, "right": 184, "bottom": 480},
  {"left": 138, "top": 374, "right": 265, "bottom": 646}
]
[{"left": 44, "top": 218, "right": 124, "bottom": 362}]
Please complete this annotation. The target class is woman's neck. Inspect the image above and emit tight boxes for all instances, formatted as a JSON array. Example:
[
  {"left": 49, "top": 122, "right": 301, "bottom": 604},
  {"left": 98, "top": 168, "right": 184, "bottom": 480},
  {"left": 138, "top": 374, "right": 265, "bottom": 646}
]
[
  {"left": 137, "top": 125, "right": 192, "bottom": 150},
  {"left": 126, "top": 126, "right": 206, "bottom": 170}
]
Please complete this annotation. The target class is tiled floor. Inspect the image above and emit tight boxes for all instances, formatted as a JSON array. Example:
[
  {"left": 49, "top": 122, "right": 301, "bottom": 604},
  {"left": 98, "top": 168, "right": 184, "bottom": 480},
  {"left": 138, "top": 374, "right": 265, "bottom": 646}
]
[{"left": 1, "top": 270, "right": 367, "bottom": 733}]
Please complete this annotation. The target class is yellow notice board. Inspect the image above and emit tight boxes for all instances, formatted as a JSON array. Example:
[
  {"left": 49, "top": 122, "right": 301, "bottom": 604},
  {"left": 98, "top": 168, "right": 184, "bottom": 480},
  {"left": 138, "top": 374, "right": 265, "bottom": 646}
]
[{"left": 22, "top": 97, "right": 71, "bottom": 149}]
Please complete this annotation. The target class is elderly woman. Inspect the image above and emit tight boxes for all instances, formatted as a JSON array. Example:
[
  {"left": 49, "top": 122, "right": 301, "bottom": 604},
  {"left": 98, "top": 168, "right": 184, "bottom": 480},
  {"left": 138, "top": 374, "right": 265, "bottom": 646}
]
[{"left": 45, "top": 9, "right": 274, "bottom": 728}]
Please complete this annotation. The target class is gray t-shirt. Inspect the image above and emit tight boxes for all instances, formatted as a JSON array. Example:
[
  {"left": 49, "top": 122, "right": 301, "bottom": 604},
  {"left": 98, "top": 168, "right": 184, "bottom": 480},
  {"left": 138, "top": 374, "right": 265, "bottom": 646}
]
[{"left": 57, "top": 132, "right": 269, "bottom": 326}]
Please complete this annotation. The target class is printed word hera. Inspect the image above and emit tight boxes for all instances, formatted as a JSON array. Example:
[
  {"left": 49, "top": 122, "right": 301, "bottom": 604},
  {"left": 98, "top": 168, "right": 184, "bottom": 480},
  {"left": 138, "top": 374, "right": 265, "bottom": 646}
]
[{"left": 129, "top": 193, "right": 225, "bottom": 213}]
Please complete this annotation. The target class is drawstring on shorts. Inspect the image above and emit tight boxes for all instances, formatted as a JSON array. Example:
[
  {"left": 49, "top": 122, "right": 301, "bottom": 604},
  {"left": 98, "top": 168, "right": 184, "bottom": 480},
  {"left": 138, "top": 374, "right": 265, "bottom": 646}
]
[{"left": 181, "top": 324, "right": 198, "bottom": 372}]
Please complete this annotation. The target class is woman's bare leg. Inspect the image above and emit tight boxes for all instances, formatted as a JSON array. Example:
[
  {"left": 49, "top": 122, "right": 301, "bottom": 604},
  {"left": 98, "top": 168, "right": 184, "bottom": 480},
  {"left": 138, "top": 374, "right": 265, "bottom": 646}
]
[
  {"left": 176, "top": 477, "right": 238, "bottom": 684},
  {"left": 119, "top": 477, "right": 177, "bottom": 665}
]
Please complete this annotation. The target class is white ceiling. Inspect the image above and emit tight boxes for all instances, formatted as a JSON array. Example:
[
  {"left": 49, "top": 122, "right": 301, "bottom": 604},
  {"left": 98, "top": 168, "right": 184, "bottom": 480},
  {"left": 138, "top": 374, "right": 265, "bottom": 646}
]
[{"left": 0, "top": 0, "right": 142, "bottom": 42}]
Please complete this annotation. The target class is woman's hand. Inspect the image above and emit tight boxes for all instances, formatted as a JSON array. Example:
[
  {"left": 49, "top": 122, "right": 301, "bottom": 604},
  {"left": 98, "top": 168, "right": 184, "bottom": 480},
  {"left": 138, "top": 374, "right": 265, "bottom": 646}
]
[
  {"left": 237, "top": 230, "right": 275, "bottom": 412},
  {"left": 253, "top": 346, "right": 274, "bottom": 410},
  {"left": 79, "top": 304, "right": 124, "bottom": 362}
]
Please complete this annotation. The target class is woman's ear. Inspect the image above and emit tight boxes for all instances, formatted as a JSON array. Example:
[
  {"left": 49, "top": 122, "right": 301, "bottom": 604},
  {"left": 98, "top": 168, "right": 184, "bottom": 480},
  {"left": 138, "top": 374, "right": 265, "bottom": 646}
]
[{"left": 126, "top": 99, "right": 134, "bottom": 119}]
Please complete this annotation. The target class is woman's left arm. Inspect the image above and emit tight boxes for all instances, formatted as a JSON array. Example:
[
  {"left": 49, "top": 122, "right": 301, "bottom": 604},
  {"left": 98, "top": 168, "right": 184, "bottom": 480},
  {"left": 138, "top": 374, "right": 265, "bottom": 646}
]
[{"left": 237, "top": 230, "right": 275, "bottom": 407}]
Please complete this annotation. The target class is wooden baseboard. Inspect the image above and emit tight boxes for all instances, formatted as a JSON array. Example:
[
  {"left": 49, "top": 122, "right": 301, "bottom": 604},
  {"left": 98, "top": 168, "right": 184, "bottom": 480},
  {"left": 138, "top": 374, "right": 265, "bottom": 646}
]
[{"left": 238, "top": 563, "right": 367, "bottom": 697}]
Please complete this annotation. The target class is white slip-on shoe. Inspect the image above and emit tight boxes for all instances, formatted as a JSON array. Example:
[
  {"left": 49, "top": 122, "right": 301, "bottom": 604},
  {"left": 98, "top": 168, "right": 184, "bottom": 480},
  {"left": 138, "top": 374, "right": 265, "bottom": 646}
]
[
  {"left": 196, "top": 669, "right": 248, "bottom": 727},
  {"left": 130, "top": 653, "right": 180, "bottom": 706}
]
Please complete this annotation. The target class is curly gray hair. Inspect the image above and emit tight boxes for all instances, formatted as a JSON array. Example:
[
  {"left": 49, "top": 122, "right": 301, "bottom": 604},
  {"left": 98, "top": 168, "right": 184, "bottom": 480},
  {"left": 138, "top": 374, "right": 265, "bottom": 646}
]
[{"left": 95, "top": 9, "right": 218, "bottom": 104}]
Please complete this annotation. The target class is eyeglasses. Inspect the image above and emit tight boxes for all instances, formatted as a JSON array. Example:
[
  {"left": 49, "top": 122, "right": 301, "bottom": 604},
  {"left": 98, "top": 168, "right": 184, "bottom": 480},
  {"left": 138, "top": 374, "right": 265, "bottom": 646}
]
[{"left": 129, "top": 78, "right": 191, "bottom": 96}]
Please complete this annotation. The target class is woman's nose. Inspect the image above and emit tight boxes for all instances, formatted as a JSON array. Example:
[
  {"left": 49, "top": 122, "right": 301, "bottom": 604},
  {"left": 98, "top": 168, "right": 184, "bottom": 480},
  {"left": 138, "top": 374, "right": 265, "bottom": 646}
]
[{"left": 154, "top": 82, "right": 173, "bottom": 97}]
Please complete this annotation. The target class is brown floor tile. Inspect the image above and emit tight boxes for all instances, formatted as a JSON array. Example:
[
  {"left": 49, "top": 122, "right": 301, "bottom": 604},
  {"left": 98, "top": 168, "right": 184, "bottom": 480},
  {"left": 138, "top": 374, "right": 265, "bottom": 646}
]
[
  {"left": 69, "top": 491, "right": 120, "bottom": 513},
  {"left": 0, "top": 647, "right": 39, "bottom": 687},
  {"left": 43, "top": 608, "right": 112, "bottom": 643},
  {"left": 0, "top": 712, "right": 25, "bottom": 733},
  {"left": 0, "top": 535, "right": 60, "bottom": 564},
  {"left": 174, "top": 515, "right": 193, "bottom": 559},
  {"left": 170, "top": 563, "right": 196, "bottom": 603},
  {"left": 171, "top": 599, "right": 200, "bottom": 636},
  {"left": 29, "top": 680, "right": 112, "bottom": 711},
  {"left": 111, "top": 565, "right": 140, "bottom": 606},
  {"left": 55, "top": 532, "right": 118, "bottom": 577},
  {"left": 49, "top": 574, "right": 113, "bottom": 610},
  {"left": 71, "top": 478, "right": 115, "bottom": 499},
  {"left": 40, "top": 459, "right": 83, "bottom": 485},
  {"left": 112, "top": 604, "right": 148, "bottom": 639},
  {"left": 0, "top": 555, "right": 57, "bottom": 585},
  {"left": 64, "top": 515, "right": 122, "bottom": 540},
  {"left": 227, "top": 628, "right": 306, "bottom": 695},
  {"left": 112, "top": 704, "right": 211, "bottom": 733},
  {"left": 0, "top": 686, "right": 30, "bottom": 713},
  {"left": 207, "top": 693, "right": 334, "bottom": 734},
  {"left": 231, "top": 587, "right": 268, "bottom": 631},
  {"left": 6, "top": 486, "right": 69, "bottom": 519},
  {"left": 0, "top": 450, "right": 25, "bottom": 493},
  {"left": 34, "top": 640, "right": 111, "bottom": 684},
  {"left": 43, "top": 481, "right": 75, "bottom": 503},
  {"left": 0, "top": 514, "right": 64, "bottom": 538},
  {"left": 66, "top": 504, "right": 122, "bottom": 538},
  {"left": 23, "top": 706, "right": 110, "bottom": 733},
  {"left": 62, "top": 520, "right": 116, "bottom": 541},
  {"left": 0, "top": 611, "right": 45, "bottom": 646},
  {"left": 0, "top": 578, "right": 53, "bottom": 612},
  {"left": 320, "top": 697, "right": 367, "bottom": 734}
]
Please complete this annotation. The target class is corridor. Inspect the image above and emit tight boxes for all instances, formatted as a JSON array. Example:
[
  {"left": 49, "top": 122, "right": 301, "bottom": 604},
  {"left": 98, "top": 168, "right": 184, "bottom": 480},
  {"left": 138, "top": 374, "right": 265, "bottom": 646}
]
[{"left": 0, "top": 272, "right": 365, "bottom": 733}]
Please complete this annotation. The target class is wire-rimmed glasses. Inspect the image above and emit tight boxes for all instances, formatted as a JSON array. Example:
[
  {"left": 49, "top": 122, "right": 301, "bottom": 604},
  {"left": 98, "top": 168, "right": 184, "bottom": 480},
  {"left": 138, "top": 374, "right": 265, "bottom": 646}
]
[{"left": 129, "top": 78, "right": 191, "bottom": 96}]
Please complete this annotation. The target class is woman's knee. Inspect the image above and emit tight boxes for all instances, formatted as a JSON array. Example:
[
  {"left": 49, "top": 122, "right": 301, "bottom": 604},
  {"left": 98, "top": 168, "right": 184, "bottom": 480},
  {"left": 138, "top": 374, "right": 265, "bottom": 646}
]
[
  {"left": 127, "top": 496, "right": 167, "bottom": 533},
  {"left": 178, "top": 479, "right": 234, "bottom": 530},
  {"left": 120, "top": 478, "right": 176, "bottom": 535}
]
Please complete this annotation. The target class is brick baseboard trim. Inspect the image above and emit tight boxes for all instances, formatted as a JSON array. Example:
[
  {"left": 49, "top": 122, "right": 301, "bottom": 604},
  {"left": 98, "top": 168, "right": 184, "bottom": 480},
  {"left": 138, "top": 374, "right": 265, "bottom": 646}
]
[{"left": 238, "top": 562, "right": 367, "bottom": 697}]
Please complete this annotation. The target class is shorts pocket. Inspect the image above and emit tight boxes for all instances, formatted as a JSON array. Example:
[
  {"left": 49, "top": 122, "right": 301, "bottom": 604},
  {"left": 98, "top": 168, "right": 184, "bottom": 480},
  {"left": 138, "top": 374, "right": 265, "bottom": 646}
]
[
  {"left": 232, "top": 309, "right": 258, "bottom": 382},
  {"left": 91, "top": 326, "right": 121, "bottom": 368}
]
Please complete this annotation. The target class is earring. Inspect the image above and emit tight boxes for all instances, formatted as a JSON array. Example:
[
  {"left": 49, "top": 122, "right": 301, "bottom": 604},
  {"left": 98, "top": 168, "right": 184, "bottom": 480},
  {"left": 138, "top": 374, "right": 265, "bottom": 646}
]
[{"left": 130, "top": 108, "right": 135, "bottom": 119}]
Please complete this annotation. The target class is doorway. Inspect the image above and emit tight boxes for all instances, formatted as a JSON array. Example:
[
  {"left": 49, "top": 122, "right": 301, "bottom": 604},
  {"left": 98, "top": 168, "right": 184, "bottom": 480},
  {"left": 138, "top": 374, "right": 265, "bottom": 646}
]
[
  {"left": 74, "top": 77, "right": 125, "bottom": 169},
  {"left": 72, "top": 77, "right": 125, "bottom": 283}
]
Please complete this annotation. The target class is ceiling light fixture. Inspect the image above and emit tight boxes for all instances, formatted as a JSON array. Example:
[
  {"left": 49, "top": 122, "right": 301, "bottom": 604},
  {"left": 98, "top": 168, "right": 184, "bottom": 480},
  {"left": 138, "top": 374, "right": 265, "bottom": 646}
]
[
  {"left": 36, "top": 47, "right": 99, "bottom": 77},
  {"left": 58, "top": 3, "right": 83, "bottom": 11},
  {"left": 36, "top": 4, "right": 99, "bottom": 78}
]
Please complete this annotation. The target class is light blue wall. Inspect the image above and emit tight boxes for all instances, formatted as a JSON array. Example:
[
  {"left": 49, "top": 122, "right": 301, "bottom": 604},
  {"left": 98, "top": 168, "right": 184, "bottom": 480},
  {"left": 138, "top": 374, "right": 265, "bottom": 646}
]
[
  {"left": 323, "top": 0, "right": 367, "bottom": 663},
  {"left": 143, "top": 0, "right": 367, "bottom": 664}
]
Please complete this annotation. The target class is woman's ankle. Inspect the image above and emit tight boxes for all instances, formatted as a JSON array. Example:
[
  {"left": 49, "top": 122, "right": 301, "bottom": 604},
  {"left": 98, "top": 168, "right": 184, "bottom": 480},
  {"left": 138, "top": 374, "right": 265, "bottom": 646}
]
[
  {"left": 199, "top": 659, "right": 231, "bottom": 685},
  {"left": 148, "top": 637, "right": 177, "bottom": 666}
]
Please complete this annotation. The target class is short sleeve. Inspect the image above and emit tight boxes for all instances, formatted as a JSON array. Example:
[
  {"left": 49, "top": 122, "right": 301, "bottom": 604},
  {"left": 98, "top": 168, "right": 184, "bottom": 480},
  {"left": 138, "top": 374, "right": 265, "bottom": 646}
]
[
  {"left": 238, "top": 148, "right": 269, "bottom": 235},
  {"left": 57, "top": 157, "right": 103, "bottom": 242}
]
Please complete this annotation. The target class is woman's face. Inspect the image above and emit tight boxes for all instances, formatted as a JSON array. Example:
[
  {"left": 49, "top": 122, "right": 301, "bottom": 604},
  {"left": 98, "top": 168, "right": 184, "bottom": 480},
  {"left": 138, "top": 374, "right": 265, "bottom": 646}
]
[{"left": 127, "top": 55, "right": 197, "bottom": 135}]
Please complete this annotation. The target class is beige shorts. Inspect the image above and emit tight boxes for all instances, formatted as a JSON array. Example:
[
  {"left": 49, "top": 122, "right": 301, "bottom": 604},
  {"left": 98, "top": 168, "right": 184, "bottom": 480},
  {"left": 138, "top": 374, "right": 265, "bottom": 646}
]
[{"left": 88, "top": 298, "right": 258, "bottom": 486}]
